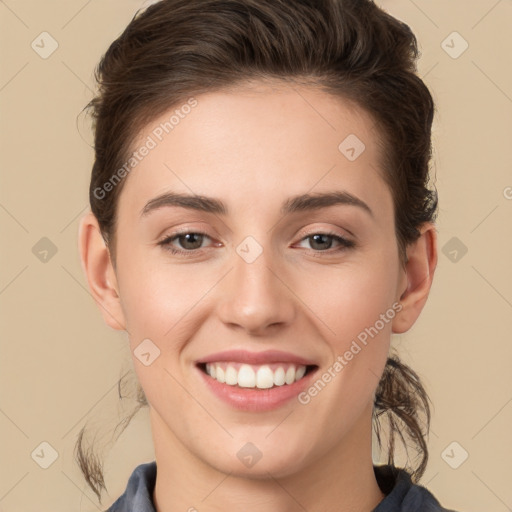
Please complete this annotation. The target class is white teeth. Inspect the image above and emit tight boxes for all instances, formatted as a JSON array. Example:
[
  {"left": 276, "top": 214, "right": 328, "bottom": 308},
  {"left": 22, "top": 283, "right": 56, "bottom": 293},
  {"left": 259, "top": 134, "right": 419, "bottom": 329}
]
[
  {"left": 204, "top": 363, "right": 309, "bottom": 389},
  {"left": 206, "top": 363, "right": 216, "bottom": 379},
  {"left": 285, "top": 366, "right": 295, "bottom": 385},
  {"left": 256, "top": 365, "right": 274, "bottom": 389},
  {"left": 225, "top": 365, "right": 238, "bottom": 385},
  {"left": 273, "top": 367, "right": 286, "bottom": 386},
  {"left": 238, "top": 364, "right": 256, "bottom": 387},
  {"left": 295, "top": 365, "right": 306, "bottom": 380},
  {"left": 216, "top": 365, "right": 225, "bottom": 383}
]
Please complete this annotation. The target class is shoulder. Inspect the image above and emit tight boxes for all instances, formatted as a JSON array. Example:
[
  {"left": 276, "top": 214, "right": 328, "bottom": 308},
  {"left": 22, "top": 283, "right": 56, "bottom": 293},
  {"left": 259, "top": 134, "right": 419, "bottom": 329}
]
[
  {"left": 373, "top": 465, "right": 461, "bottom": 512},
  {"left": 106, "top": 461, "right": 157, "bottom": 512}
]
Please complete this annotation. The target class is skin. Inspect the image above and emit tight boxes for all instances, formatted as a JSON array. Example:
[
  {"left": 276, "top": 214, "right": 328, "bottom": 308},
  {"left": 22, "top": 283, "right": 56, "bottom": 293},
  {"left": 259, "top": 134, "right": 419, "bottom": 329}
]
[{"left": 79, "top": 80, "right": 437, "bottom": 512}]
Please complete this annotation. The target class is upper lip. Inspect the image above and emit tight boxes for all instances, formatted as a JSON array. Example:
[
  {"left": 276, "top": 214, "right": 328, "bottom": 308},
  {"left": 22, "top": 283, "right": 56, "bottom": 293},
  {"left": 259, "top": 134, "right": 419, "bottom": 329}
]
[{"left": 196, "top": 349, "right": 317, "bottom": 366}]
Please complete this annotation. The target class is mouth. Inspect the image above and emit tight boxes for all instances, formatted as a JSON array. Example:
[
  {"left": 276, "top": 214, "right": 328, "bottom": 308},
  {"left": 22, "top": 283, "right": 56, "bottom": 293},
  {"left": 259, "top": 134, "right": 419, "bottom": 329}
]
[{"left": 196, "top": 361, "right": 319, "bottom": 390}]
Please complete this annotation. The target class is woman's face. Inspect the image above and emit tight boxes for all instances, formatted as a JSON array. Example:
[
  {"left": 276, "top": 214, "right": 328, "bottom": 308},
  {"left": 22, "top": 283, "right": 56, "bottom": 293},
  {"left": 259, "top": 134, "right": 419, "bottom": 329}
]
[{"left": 107, "top": 81, "right": 409, "bottom": 477}]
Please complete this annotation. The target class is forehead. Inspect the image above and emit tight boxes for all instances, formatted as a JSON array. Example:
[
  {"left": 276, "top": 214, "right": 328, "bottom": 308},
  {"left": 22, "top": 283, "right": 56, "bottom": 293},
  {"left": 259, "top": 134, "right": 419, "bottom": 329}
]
[{"left": 117, "top": 81, "right": 392, "bottom": 221}]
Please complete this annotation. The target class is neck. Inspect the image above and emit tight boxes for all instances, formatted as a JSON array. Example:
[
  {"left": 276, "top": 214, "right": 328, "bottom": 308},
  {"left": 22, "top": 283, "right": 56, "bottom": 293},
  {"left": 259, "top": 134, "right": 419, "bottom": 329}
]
[{"left": 151, "top": 403, "right": 385, "bottom": 512}]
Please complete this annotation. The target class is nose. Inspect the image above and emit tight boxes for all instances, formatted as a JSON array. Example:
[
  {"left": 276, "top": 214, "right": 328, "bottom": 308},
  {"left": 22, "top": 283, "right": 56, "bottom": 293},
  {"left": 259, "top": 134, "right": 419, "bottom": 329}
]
[{"left": 215, "top": 242, "right": 296, "bottom": 336}]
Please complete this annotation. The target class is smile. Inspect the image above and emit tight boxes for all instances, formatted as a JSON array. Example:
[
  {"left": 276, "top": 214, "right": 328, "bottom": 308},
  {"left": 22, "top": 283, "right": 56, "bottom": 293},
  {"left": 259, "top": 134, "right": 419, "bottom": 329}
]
[
  {"left": 196, "top": 361, "right": 319, "bottom": 412},
  {"left": 198, "top": 362, "right": 317, "bottom": 389}
]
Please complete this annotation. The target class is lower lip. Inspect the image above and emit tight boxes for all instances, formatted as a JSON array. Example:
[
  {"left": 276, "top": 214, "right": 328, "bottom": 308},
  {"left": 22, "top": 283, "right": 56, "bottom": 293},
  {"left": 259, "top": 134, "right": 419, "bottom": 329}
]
[{"left": 196, "top": 364, "right": 318, "bottom": 412}]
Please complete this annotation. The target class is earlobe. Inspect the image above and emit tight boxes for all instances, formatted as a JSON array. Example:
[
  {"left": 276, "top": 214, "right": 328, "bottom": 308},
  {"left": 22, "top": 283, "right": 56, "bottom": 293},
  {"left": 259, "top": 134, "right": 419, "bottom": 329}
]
[
  {"left": 78, "top": 211, "right": 126, "bottom": 331},
  {"left": 392, "top": 223, "right": 438, "bottom": 334}
]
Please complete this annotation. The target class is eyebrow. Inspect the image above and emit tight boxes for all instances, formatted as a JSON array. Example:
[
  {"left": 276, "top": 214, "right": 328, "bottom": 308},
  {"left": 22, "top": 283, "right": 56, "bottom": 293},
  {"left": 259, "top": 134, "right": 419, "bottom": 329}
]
[{"left": 140, "top": 190, "right": 373, "bottom": 218}]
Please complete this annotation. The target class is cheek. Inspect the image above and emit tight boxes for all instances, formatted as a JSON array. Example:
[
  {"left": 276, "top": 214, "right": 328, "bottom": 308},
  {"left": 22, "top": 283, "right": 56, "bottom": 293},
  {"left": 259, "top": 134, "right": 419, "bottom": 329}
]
[
  {"left": 292, "top": 251, "right": 398, "bottom": 404},
  {"left": 116, "top": 247, "right": 217, "bottom": 339},
  {"left": 293, "top": 261, "right": 397, "bottom": 420},
  {"left": 295, "top": 256, "right": 398, "bottom": 342}
]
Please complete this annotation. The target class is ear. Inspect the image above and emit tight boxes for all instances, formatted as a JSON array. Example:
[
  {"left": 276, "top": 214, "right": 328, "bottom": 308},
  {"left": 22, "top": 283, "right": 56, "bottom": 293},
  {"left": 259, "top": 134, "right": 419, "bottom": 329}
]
[
  {"left": 78, "top": 211, "right": 126, "bottom": 331},
  {"left": 392, "top": 222, "right": 438, "bottom": 334}
]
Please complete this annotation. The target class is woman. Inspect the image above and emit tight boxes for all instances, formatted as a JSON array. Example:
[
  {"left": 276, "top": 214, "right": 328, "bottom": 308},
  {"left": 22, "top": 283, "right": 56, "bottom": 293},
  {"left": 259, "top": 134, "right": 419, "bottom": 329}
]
[{"left": 77, "top": 0, "right": 459, "bottom": 510}]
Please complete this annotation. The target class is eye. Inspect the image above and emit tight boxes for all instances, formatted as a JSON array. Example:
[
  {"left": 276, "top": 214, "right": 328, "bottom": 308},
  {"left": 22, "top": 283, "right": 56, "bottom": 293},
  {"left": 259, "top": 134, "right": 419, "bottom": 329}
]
[
  {"left": 157, "top": 231, "right": 214, "bottom": 256},
  {"left": 296, "top": 232, "right": 355, "bottom": 252},
  {"left": 157, "top": 229, "right": 355, "bottom": 257}
]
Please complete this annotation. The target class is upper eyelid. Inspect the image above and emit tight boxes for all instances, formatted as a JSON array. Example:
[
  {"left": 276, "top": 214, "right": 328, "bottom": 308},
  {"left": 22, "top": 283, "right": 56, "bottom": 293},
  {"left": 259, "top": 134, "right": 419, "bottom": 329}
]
[
  {"left": 295, "top": 225, "right": 353, "bottom": 241},
  {"left": 161, "top": 220, "right": 353, "bottom": 237}
]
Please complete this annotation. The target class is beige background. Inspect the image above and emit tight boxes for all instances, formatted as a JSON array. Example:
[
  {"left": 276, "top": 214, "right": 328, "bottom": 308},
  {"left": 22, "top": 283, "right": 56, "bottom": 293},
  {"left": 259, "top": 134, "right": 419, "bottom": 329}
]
[{"left": 1, "top": 0, "right": 511, "bottom": 511}]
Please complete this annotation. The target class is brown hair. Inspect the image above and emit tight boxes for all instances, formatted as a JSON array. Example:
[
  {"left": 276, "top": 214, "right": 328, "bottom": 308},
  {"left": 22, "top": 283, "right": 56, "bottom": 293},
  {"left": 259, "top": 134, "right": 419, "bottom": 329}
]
[{"left": 78, "top": 0, "right": 437, "bottom": 503}]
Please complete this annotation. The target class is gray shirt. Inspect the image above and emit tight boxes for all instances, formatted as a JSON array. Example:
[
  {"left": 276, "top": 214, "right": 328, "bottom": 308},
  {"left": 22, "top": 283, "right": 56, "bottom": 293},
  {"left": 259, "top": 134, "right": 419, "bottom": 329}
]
[{"left": 106, "top": 461, "right": 459, "bottom": 511}]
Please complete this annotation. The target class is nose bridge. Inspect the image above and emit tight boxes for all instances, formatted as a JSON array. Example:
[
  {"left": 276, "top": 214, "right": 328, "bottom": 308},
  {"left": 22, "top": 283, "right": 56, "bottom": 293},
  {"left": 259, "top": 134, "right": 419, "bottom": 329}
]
[{"left": 216, "top": 235, "right": 295, "bottom": 333}]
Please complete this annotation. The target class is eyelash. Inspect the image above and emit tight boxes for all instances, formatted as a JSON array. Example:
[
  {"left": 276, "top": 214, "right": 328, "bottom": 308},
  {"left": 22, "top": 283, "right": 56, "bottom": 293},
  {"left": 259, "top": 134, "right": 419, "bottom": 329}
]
[{"left": 157, "top": 229, "right": 355, "bottom": 258}]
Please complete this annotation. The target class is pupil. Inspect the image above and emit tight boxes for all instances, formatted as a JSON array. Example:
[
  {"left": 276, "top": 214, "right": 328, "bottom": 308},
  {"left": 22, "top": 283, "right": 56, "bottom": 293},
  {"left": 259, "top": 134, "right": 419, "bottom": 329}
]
[
  {"left": 311, "top": 234, "right": 331, "bottom": 250},
  {"left": 181, "top": 233, "right": 202, "bottom": 249}
]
